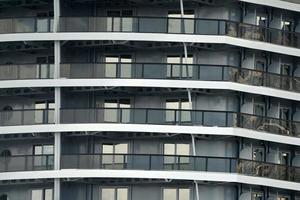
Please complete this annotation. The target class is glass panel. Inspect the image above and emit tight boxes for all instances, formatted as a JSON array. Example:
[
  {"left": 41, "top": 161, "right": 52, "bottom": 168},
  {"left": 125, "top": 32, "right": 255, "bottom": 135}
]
[
  {"left": 163, "top": 189, "right": 176, "bottom": 200},
  {"left": 122, "top": 18, "right": 133, "bottom": 32},
  {"left": 120, "top": 56, "right": 132, "bottom": 78},
  {"left": 101, "top": 188, "right": 115, "bottom": 200},
  {"left": 117, "top": 188, "right": 128, "bottom": 200},
  {"left": 34, "top": 146, "right": 42, "bottom": 155},
  {"left": 31, "top": 190, "right": 43, "bottom": 200},
  {"left": 105, "top": 57, "right": 118, "bottom": 77},
  {"left": 177, "top": 144, "right": 189, "bottom": 155},
  {"left": 179, "top": 189, "right": 190, "bottom": 200},
  {"left": 120, "top": 99, "right": 130, "bottom": 123},
  {"left": 164, "top": 144, "right": 175, "bottom": 165},
  {"left": 45, "top": 189, "right": 53, "bottom": 200},
  {"left": 164, "top": 144, "right": 175, "bottom": 155},
  {"left": 43, "top": 145, "right": 54, "bottom": 154},
  {"left": 40, "top": 64, "right": 49, "bottom": 78},
  {"left": 102, "top": 145, "right": 114, "bottom": 154},
  {"left": 166, "top": 100, "right": 179, "bottom": 122},
  {"left": 199, "top": 66, "right": 223, "bottom": 80},
  {"left": 37, "top": 19, "right": 48, "bottom": 32},
  {"left": 196, "top": 19, "right": 219, "bottom": 34},
  {"left": 113, "top": 17, "right": 121, "bottom": 32},
  {"left": 115, "top": 144, "right": 128, "bottom": 154},
  {"left": 104, "top": 100, "right": 118, "bottom": 122}
]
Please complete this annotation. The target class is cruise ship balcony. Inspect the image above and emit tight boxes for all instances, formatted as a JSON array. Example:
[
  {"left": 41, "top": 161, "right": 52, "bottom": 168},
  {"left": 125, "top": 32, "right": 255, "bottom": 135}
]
[
  {"left": 59, "top": 0, "right": 300, "bottom": 49},
  {"left": 0, "top": 88, "right": 54, "bottom": 126}
]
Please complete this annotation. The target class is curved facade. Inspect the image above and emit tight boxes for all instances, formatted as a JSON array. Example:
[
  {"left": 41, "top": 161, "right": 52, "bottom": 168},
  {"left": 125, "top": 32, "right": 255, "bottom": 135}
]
[{"left": 1, "top": 0, "right": 300, "bottom": 200}]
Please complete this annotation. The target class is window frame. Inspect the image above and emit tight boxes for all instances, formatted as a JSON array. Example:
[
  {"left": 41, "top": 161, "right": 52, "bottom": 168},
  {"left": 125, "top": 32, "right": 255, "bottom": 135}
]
[{"left": 99, "top": 186, "right": 129, "bottom": 200}]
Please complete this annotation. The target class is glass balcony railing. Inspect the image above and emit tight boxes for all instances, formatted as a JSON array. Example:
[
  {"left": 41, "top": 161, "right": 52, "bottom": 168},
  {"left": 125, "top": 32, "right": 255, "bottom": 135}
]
[
  {"left": 0, "top": 109, "right": 54, "bottom": 126},
  {"left": 0, "top": 63, "right": 54, "bottom": 80},
  {"left": 60, "top": 62, "right": 300, "bottom": 93},
  {"left": 0, "top": 154, "right": 54, "bottom": 172},
  {"left": 60, "top": 108, "right": 300, "bottom": 137},
  {"left": 0, "top": 17, "right": 53, "bottom": 33},
  {"left": 61, "top": 154, "right": 300, "bottom": 183},
  {"left": 59, "top": 16, "right": 300, "bottom": 48}
]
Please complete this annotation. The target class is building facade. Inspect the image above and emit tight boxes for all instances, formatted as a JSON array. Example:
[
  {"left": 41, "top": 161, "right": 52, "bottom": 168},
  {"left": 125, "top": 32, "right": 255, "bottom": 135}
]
[{"left": 0, "top": 0, "right": 300, "bottom": 199}]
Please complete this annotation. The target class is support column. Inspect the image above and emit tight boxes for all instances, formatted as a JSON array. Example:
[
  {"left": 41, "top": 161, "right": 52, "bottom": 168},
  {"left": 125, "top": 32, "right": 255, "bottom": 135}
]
[
  {"left": 53, "top": 0, "right": 60, "bottom": 33},
  {"left": 54, "top": 39, "right": 61, "bottom": 200}
]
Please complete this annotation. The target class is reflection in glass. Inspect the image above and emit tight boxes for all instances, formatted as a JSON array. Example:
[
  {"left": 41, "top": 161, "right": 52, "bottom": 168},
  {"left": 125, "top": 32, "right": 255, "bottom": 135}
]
[
  {"left": 101, "top": 188, "right": 115, "bottom": 200},
  {"left": 163, "top": 188, "right": 176, "bottom": 200}
]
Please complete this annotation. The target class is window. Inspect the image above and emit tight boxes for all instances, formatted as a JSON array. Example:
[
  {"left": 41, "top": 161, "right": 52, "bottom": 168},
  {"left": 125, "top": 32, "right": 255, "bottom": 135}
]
[
  {"left": 281, "top": 20, "right": 293, "bottom": 31},
  {"left": 31, "top": 189, "right": 53, "bottom": 200},
  {"left": 162, "top": 188, "right": 190, "bottom": 200},
  {"left": 36, "top": 56, "right": 54, "bottom": 79},
  {"left": 100, "top": 187, "right": 128, "bottom": 200},
  {"left": 168, "top": 10, "right": 194, "bottom": 33},
  {"left": 167, "top": 55, "right": 193, "bottom": 79},
  {"left": 105, "top": 55, "right": 132, "bottom": 78},
  {"left": 33, "top": 145, "right": 54, "bottom": 169},
  {"left": 102, "top": 143, "right": 128, "bottom": 169},
  {"left": 106, "top": 10, "right": 133, "bottom": 32},
  {"left": 164, "top": 143, "right": 190, "bottom": 169},
  {"left": 35, "top": 101, "right": 54, "bottom": 124},
  {"left": 165, "top": 99, "right": 191, "bottom": 123},
  {"left": 256, "top": 15, "right": 267, "bottom": 26},
  {"left": 104, "top": 99, "right": 131, "bottom": 122}
]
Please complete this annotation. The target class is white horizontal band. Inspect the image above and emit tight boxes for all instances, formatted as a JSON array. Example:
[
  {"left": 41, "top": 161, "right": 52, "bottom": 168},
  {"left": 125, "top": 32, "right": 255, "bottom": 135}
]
[
  {"left": 1, "top": 169, "right": 299, "bottom": 191},
  {"left": 0, "top": 33, "right": 299, "bottom": 57},
  {"left": 239, "top": 0, "right": 300, "bottom": 13},
  {"left": 1, "top": 79, "right": 300, "bottom": 101},
  {"left": 0, "top": 123, "right": 299, "bottom": 146}
]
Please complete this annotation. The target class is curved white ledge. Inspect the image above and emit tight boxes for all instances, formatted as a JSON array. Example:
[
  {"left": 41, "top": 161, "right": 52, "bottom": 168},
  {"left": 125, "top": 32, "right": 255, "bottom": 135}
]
[
  {"left": 1, "top": 79, "right": 300, "bottom": 101},
  {"left": 0, "top": 33, "right": 299, "bottom": 57},
  {"left": 1, "top": 169, "right": 300, "bottom": 191},
  {"left": 1, "top": 123, "right": 300, "bottom": 146},
  {"left": 239, "top": 0, "right": 300, "bottom": 13}
]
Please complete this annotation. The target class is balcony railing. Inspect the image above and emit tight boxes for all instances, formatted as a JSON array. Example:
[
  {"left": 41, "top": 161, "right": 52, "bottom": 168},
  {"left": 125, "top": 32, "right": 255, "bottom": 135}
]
[
  {"left": 0, "top": 109, "right": 54, "bottom": 126},
  {"left": 0, "top": 17, "right": 53, "bottom": 33},
  {"left": 61, "top": 154, "right": 300, "bottom": 183},
  {"left": 59, "top": 16, "right": 300, "bottom": 48},
  {"left": 0, "top": 154, "right": 53, "bottom": 172},
  {"left": 60, "top": 62, "right": 300, "bottom": 93},
  {"left": 60, "top": 108, "right": 300, "bottom": 137},
  {"left": 0, "top": 63, "right": 54, "bottom": 80}
]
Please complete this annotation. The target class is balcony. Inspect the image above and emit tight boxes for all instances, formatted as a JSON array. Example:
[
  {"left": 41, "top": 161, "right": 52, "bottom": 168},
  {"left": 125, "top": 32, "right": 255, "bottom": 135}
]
[
  {"left": 59, "top": 16, "right": 300, "bottom": 48},
  {"left": 61, "top": 153, "right": 300, "bottom": 183},
  {"left": 0, "top": 154, "right": 53, "bottom": 172},
  {"left": 0, "top": 63, "right": 54, "bottom": 80},
  {"left": 60, "top": 108, "right": 300, "bottom": 137},
  {"left": 60, "top": 62, "right": 300, "bottom": 93},
  {"left": 0, "top": 109, "right": 54, "bottom": 126},
  {"left": 0, "top": 17, "right": 53, "bottom": 33}
]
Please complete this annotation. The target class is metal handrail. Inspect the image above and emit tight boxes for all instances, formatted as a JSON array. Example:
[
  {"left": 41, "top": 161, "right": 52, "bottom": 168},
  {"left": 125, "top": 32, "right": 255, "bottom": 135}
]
[{"left": 60, "top": 153, "right": 300, "bottom": 182}]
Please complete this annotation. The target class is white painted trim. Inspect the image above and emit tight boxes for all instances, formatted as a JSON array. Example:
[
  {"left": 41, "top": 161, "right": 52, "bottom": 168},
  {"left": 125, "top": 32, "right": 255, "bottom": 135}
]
[
  {"left": 239, "top": 0, "right": 300, "bottom": 13},
  {"left": 0, "top": 33, "right": 300, "bottom": 57},
  {"left": 0, "top": 124, "right": 299, "bottom": 146},
  {"left": 1, "top": 79, "right": 300, "bottom": 101},
  {"left": 1, "top": 169, "right": 300, "bottom": 191}
]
